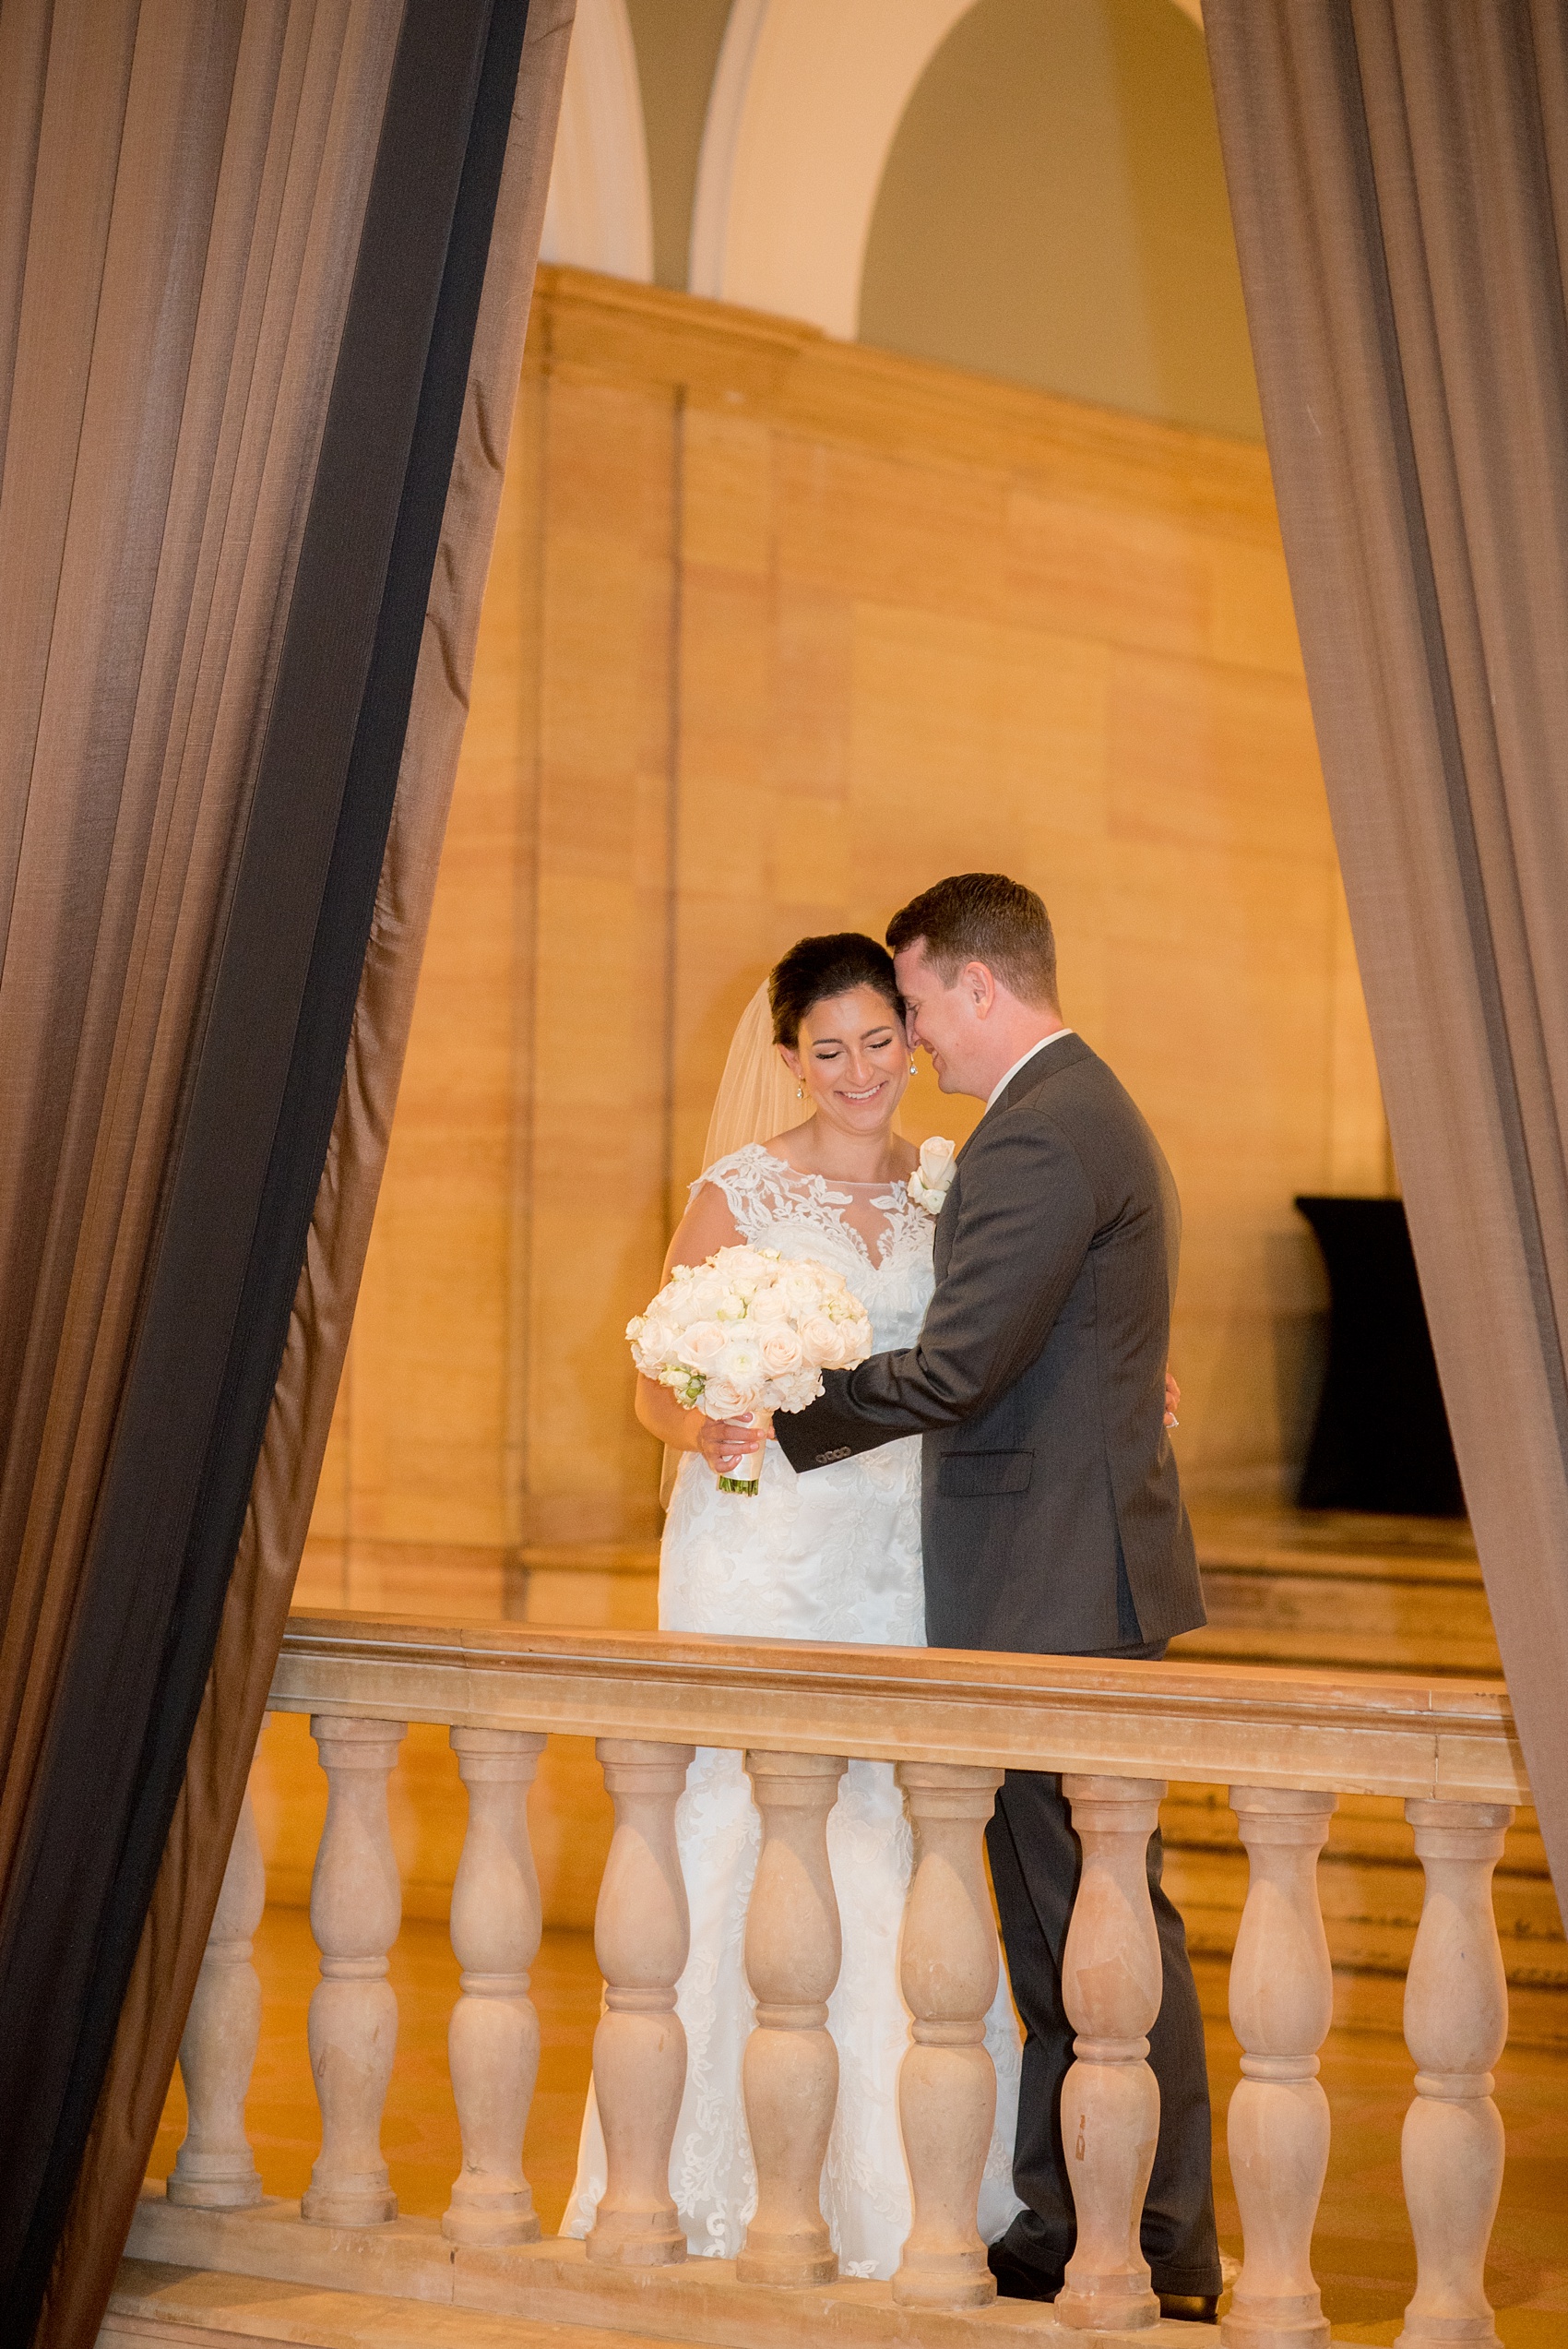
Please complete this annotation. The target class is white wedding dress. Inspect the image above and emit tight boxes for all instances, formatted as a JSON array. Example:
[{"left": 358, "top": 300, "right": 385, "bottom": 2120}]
[{"left": 563, "top": 1144, "right": 1024, "bottom": 2276}]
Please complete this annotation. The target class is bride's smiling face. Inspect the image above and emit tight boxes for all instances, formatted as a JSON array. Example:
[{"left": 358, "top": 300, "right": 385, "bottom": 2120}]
[{"left": 779, "top": 986, "right": 910, "bottom": 1135}]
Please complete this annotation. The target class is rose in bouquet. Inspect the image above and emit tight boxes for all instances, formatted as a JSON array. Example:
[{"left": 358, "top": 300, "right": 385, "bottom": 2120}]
[{"left": 626, "top": 1244, "right": 873, "bottom": 1494}]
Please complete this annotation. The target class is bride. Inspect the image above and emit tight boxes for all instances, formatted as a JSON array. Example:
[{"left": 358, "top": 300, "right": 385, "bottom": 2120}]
[{"left": 562, "top": 931, "right": 1023, "bottom": 2277}]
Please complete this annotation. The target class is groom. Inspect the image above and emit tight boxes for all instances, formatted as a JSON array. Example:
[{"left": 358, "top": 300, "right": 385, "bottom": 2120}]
[{"left": 774, "top": 872, "right": 1221, "bottom": 2319}]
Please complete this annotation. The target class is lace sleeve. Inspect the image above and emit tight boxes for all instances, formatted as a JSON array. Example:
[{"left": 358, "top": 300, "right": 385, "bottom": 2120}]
[{"left": 688, "top": 1147, "right": 772, "bottom": 1243}]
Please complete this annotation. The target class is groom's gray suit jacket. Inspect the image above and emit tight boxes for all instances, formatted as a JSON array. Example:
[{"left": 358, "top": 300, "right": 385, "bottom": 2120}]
[{"left": 775, "top": 1035, "right": 1206, "bottom": 1653}]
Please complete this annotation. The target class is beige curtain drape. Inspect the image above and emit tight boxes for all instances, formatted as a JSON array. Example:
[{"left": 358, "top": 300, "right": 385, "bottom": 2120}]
[
  {"left": 0, "top": 4, "right": 572, "bottom": 2339},
  {"left": 1205, "top": 1, "right": 1568, "bottom": 1896},
  {"left": 0, "top": 0, "right": 398, "bottom": 1875}
]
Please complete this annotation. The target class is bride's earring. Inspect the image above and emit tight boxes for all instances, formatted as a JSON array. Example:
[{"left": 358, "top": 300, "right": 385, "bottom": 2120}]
[
  {"left": 796, "top": 1083, "right": 803, "bottom": 1099},
  {"left": 909, "top": 1058, "right": 917, "bottom": 1075}
]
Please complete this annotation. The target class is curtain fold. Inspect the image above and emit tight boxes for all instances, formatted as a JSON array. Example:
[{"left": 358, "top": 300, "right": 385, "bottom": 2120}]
[
  {"left": 1205, "top": 0, "right": 1568, "bottom": 1897},
  {"left": 42, "top": 19, "right": 574, "bottom": 2335},
  {"left": 0, "top": 4, "right": 572, "bottom": 2341}
]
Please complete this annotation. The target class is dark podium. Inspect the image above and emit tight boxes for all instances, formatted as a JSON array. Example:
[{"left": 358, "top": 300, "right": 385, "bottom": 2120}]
[{"left": 1294, "top": 1196, "right": 1465, "bottom": 1517}]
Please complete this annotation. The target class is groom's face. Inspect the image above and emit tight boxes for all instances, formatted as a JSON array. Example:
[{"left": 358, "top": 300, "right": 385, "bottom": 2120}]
[{"left": 895, "top": 942, "right": 982, "bottom": 1097}]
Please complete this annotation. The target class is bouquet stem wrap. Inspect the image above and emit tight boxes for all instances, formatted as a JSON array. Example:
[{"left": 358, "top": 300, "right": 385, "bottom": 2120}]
[{"left": 718, "top": 1445, "right": 765, "bottom": 1497}]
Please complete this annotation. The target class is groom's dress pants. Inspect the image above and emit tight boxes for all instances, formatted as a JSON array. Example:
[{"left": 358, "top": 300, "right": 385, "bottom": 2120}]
[{"left": 986, "top": 1764, "right": 1222, "bottom": 2298}]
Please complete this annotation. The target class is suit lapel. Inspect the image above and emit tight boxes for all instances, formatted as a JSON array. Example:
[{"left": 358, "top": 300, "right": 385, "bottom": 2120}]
[{"left": 933, "top": 1192, "right": 956, "bottom": 1276}]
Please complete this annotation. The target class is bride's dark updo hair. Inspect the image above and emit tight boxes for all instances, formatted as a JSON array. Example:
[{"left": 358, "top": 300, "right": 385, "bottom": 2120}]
[{"left": 768, "top": 932, "right": 902, "bottom": 1048}]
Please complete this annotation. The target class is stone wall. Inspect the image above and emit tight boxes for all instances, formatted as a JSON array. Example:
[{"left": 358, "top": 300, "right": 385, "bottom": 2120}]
[{"left": 306, "top": 263, "right": 1389, "bottom": 1571}]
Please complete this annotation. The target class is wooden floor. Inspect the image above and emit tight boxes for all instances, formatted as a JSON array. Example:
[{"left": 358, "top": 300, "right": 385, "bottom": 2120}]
[{"left": 158, "top": 1501, "right": 1564, "bottom": 2342}]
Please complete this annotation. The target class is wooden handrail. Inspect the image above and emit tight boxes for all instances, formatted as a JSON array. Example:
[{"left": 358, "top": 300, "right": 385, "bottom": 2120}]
[{"left": 274, "top": 1612, "right": 1527, "bottom": 1804}]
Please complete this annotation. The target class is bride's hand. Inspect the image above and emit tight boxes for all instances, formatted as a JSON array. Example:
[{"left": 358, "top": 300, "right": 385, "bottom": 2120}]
[
  {"left": 1164, "top": 1369, "right": 1180, "bottom": 1429},
  {"left": 697, "top": 1412, "right": 773, "bottom": 1474}
]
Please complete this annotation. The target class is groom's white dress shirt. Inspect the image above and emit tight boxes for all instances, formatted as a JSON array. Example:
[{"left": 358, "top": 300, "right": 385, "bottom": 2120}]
[{"left": 985, "top": 1029, "right": 1075, "bottom": 1112}]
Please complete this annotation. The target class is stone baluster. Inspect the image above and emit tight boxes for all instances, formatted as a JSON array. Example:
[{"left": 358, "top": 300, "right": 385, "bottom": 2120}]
[
  {"left": 302, "top": 1715, "right": 407, "bottom": 2225},
  {"left": 1223, "top": 1786, "right": 1337, "bottom": 2349},
  {"left": 444, "top": 1726, "right": 549, "bottom": 2245},
  {"left": 587, "top": 1737, "right": 695, "bottom": 2265},
  {"left": 1396, "top": 1799, "right": 1513, "bottom": 2349},
  {"left": 167, "top": 1769, "right": 267, "bottom": 2208},
  {"left": 737, "top": 1749, "right": 847, "bottom": 2287},
  {"left": 892, "top": 1761, "right": 1004, "bottom": 2310},
  {"left": 1055, "top": 1772, "right": 1165, "bottom": 2331}
]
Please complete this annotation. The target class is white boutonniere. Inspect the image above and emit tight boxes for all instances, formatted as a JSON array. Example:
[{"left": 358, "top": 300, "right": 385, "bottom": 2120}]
[{"left": 908, "top": 1136, "right": 957, "bottom": 1215}]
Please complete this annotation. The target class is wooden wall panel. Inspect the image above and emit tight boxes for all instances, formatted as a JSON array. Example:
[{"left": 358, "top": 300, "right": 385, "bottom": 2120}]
[
  {"left": 303, "top": 373, "right": 542, "bottom": 1601},
  {"left": 306, "top": 267, "right": 1389, "bottom": 1575},
  {"left": 525, "top": 371, "right": 678, "bottom": 1541}
]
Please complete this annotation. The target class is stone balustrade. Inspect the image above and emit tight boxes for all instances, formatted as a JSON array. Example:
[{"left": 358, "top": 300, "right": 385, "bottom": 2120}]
[{"left": 131, "top": 1616, "right": 1530, "bottom": 2347}]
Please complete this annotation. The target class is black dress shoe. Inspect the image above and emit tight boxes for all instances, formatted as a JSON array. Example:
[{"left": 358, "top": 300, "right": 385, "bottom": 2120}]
[
  {"left": 986, "top": 2241, "right": 1063, "bottom": 2301},
  {"left": 1158, "top": 2292, "right": 1219, "bottom": 2324}
]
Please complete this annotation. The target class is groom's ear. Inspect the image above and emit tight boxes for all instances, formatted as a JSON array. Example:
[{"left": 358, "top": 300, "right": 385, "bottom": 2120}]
[{"left": 962, "top": 960, "right": 998, "bottom": 1016}]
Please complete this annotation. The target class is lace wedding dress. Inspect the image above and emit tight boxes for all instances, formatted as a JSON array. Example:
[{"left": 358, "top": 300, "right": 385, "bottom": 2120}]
[{"left": 562, "top": 1144, "right": 1024, "bottom": 2277}]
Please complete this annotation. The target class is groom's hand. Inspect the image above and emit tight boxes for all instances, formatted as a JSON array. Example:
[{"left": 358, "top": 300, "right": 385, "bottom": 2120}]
[
  {"left": 1165, "top": 1369, "right": 1181, "bottom": 1429},
  {"left": 697, "top": 1413, "right": 773, "bottom": 1474}
]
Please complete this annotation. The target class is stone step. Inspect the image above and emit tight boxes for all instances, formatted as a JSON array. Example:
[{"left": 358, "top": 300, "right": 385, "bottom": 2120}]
[
  {"left": 101, "top": 2259, "right": 624, "bottom": 2347},
  {"left": 1170, "top": 1830, "right": 1560, "bottom": 1955},
  {"left": 100, "top": 2255, "right": 690, "bottom": 2348},
  {"left": 1161, "top": 1788, "right": 1562, "bottom": 1983},
  {"left": 1167, "top": 1505, "right": 1565, "bottom": 2045},
  {"left": 1165, "top": 1785, "right": 1550, "bottom": 1871},
  {"left": 113, "top": 2199, "right": 1221, "bottom": 2349},
  {"left": 1177, "top": 1502, "right": 1499, "bottom": 1675}
]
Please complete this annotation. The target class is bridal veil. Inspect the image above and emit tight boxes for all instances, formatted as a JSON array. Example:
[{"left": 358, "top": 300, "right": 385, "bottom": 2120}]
[
  {"left": 656, "top": 984, "right": 796, "bottom": 1508},
  {"left": 702, "top": 982, "right": 798, "bottom": 1164}
]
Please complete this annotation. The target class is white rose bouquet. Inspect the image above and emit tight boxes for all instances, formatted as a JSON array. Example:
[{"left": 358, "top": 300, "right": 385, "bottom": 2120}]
[{"left": 627, "top": 1244, "right": 873, "bottom": 1495}]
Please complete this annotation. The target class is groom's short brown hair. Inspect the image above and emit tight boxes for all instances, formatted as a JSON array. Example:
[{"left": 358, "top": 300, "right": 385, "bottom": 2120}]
[{"left": 886, "top": 873, "right": 1058, "bottom": 1008}]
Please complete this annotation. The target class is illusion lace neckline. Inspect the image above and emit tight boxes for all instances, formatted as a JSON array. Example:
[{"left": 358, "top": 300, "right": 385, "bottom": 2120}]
[
  {"left": 719, "top": 1144, "right": 924, "bottom": 1271},
  {"left": 758, "top": 1147, "right": 912, "bottom": 1191}
]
